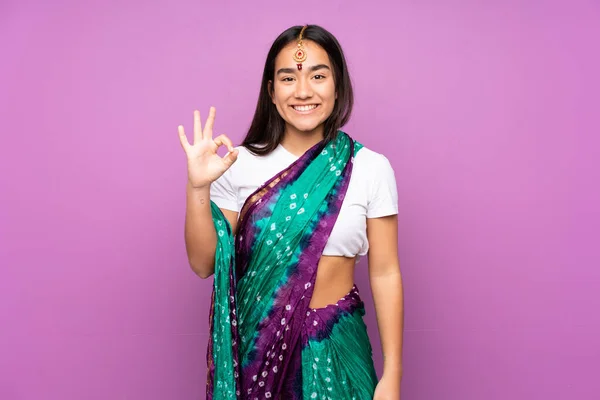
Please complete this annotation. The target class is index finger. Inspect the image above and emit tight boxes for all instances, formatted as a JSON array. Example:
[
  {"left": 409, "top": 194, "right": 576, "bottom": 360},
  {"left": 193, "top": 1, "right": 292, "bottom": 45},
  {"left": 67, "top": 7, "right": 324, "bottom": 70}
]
[
  {"left": 193, "top": 110, "right": 203, "bottom": 143},
  {"left": 203, "top": 106, "right": 216, "bottom": 140}
]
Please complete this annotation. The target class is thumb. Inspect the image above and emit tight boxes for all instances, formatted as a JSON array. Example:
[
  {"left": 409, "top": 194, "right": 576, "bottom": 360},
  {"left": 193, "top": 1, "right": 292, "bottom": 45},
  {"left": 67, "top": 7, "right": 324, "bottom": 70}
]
[{"left": 222, "top": 149, "right": 239, "bottom": 167}]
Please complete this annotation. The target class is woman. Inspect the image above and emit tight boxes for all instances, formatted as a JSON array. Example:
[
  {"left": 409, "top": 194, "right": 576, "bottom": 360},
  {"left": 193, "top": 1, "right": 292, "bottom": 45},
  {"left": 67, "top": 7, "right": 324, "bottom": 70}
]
[{"left": 178, "top": 25, "right": 403, "bottom": 400}]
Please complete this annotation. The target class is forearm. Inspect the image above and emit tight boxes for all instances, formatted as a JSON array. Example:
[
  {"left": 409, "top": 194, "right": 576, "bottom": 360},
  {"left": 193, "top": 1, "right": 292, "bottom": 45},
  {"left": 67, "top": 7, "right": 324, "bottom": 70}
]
[
  {"left": 370, "top": 269, "right": 404, "bottom": 379},
  {"left": 184, "top": 182, "right": 217, "bottom": 278}
]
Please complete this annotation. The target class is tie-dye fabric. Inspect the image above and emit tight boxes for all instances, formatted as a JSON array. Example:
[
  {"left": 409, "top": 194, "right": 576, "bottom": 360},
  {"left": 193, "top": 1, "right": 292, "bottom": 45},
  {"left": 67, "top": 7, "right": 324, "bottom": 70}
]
[
  {"left": 296, "top": 285, "right": 378, "bottom": 399},
  {"left": 206, "top": 131, "right": 377, "bottom": 399}
]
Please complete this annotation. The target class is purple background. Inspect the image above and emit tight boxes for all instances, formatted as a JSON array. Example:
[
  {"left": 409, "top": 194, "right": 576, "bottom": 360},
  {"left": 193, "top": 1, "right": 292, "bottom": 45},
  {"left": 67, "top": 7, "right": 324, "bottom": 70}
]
[{"left": 1, "top": 0, "right": 599, "bottom": 399}]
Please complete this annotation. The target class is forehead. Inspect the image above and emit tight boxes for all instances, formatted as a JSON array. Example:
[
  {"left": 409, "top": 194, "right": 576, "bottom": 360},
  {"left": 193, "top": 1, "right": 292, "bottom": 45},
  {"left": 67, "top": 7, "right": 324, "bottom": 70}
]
[{"left": 274, "top": 40, "right": 331, "bottom": 69}]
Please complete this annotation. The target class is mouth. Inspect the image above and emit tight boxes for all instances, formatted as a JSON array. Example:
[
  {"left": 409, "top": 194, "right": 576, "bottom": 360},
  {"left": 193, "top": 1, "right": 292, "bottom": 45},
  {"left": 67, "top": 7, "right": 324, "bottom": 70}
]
[{"left": 291, "top": 104, "right": 320, "bottom": 114}]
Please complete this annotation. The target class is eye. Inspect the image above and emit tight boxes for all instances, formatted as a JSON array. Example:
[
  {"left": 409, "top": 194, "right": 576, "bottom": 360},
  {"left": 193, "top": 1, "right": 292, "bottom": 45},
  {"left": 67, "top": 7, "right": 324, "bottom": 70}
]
[
  {"left": 281, "top": 77, "right": 295, "bottom": 82},
  {"left": 313, "top": 74, "right": 326, "bottom": 80}
]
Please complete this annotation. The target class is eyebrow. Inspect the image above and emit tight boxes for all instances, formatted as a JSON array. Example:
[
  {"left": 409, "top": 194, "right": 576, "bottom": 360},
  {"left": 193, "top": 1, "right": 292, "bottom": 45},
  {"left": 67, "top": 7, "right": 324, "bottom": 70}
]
[{"left": 276, "top": 64, "right": 331, "bottom": 75}]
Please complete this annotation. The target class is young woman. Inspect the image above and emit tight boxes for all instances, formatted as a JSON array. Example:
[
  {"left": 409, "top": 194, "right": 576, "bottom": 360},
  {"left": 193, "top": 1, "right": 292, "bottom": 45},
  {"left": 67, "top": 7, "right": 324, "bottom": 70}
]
[{"left": 178, "top": 25, "right": 403, "bottom": 400}]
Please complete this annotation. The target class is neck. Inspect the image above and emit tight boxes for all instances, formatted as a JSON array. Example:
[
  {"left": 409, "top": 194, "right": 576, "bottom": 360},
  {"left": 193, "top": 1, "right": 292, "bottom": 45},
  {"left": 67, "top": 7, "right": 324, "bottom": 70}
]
[{"left": 280, "top": 124, "right": 325, "bottom": 157}]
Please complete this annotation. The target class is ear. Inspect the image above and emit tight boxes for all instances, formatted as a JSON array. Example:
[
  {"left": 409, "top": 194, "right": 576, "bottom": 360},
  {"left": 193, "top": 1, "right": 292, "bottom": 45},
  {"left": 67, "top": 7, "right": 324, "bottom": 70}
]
[
  {"left": 268, "top": 80, "right": 275, "bottom": 104},
  {"left": 335, "top": 91, "right": 338, "bottom": 99}
]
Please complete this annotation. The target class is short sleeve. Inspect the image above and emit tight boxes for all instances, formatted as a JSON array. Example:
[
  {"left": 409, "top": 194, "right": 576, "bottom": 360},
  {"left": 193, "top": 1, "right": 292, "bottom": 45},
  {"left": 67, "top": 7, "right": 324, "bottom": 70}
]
[
  {"left": 210, "top": 167, "right": 238, "bottom": 212},
  {"left": 367, "top": 154, "right": 399, "bottom": 218}
]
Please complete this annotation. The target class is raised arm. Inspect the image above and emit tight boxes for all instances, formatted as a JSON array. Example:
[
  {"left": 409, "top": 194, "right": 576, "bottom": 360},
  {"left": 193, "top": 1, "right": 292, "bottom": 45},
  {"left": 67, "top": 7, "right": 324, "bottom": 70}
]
[{"left": 178, "top": 107, "right": 238, "bottom": 278}]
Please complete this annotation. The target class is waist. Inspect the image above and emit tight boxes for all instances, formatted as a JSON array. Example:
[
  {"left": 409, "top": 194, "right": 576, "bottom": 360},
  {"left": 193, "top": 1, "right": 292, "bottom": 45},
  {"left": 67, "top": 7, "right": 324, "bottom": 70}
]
[{"left": 309, "top": 255, "right": 356, "bottom": 309}]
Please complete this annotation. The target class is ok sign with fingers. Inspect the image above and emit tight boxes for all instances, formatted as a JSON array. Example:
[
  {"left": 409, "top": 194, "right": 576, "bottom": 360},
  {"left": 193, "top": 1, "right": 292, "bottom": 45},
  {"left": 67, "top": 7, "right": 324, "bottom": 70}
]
[{"left": 178, "top": 107, "right": 238, "bottom": 189}]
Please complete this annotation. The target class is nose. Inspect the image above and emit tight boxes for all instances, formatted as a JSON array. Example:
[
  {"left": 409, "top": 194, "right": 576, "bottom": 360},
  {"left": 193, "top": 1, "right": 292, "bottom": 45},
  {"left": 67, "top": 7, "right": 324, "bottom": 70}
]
[{"left": 294, "top": 77, "right": 313, "bottom": 99}]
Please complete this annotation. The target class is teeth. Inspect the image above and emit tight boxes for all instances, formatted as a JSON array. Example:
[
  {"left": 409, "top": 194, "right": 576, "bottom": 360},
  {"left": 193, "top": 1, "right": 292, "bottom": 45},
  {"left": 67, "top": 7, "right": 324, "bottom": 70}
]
[{"left": 293, "top": 105, "right": 317, "bottom": 112}]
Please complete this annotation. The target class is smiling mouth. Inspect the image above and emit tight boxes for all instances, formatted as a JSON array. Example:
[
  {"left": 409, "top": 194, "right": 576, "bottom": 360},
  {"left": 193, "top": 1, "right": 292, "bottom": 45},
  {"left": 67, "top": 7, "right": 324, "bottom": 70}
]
[{"left": 291, "top": 104, "right": 319, "bottom": 113}]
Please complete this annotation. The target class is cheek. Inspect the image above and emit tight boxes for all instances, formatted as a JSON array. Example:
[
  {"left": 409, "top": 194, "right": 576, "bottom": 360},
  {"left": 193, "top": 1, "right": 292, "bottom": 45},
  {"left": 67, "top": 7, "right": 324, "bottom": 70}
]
[
  {"left": 322, "top": 82, "right": 336, "bottom": 101},
  {"left": 324, "top": 85, "right": 337, "bottom": 106},
  {"left": 271, "top": 89, "right": 290, "bottom": 118},
  {"left": 273, "top": 87, "right": 291, "bottom": 105}
]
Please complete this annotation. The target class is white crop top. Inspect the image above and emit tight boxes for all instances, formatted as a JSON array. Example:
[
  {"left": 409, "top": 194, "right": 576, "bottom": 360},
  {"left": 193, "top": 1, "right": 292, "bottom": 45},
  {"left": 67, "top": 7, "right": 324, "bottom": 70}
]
[{"left": 210, "top": 143, "right": 398, "bottom": 258}]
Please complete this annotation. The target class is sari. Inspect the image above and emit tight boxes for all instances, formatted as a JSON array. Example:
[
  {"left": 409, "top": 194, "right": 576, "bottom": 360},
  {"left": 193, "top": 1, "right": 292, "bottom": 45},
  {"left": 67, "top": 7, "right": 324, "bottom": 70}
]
[{"left": 206, "top": 131, "right": 378, "bottom": 399}]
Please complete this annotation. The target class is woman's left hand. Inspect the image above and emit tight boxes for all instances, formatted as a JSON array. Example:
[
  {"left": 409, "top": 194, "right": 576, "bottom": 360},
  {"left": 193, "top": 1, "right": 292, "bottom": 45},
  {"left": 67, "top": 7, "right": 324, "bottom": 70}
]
[{"left": 373, "top": 375, "right": 401, "bottom": 400}]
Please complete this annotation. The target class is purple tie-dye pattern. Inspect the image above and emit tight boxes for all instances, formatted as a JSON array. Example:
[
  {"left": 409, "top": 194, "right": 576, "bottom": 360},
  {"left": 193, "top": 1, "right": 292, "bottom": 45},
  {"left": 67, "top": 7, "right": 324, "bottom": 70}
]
[
  {"left": 234, "top": 142, "right": 320, "bottom": 280},
  {"left": 228, "top": 258, "right": 242, "bottom": 396},
  {"left": 302, "top": 285, "right": 363, "bottom": 345},
  {"left": 206, "top": 133, "right": 359, "bottom": 399},
  {"left": 278, "top": 285, "right": 365, "bottom": 400},
  {"left": 206, "top": 143, "right": 324, "bottom": 400},
  {"left": 236, "top": 140, "right": 355, "bottom": 398}
]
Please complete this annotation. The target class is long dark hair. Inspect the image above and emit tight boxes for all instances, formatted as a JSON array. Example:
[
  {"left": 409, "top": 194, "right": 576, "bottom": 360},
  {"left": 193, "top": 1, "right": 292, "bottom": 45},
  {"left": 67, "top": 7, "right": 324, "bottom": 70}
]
[{"left": 241, "top": 25, "right": 354, "bottom": 156}]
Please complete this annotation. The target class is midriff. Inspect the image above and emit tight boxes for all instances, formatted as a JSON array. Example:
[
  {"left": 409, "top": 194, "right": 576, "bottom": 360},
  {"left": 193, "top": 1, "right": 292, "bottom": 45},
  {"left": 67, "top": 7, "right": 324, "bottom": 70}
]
[
  {"left": 309, "top": 255, "right": 357, "bottom": 309},
  {"left": 223, "top": 210, "right": 357, "bottom": 308}
]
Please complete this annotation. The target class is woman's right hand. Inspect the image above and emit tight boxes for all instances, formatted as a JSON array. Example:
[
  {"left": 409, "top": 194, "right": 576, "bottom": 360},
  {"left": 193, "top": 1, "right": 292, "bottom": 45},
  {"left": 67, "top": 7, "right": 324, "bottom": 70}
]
[{"left": 178, "top": 107, "right": 238, "bottom": 189}]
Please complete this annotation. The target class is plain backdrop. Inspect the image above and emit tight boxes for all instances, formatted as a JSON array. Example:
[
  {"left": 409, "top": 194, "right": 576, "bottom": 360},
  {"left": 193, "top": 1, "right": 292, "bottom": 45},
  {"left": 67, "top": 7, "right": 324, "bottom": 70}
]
[{"left": 1, "top": 0, "right": 599, "bottom": 399}]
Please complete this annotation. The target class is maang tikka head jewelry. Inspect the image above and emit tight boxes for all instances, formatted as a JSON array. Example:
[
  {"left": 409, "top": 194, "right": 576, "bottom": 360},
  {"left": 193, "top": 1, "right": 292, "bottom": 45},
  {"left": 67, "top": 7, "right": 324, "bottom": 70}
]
[{"left": 292, "top": 25, "right": 308, "bottom": 71}]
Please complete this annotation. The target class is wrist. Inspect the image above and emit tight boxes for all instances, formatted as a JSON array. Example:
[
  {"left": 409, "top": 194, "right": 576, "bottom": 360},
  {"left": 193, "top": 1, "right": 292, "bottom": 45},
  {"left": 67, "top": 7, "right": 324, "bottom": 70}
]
[
  {"left": 383, "top": 362, "right": 403, "bottom": 379},
  {"left": 187, "top": 180, "right": 211, "bottom": 192}
]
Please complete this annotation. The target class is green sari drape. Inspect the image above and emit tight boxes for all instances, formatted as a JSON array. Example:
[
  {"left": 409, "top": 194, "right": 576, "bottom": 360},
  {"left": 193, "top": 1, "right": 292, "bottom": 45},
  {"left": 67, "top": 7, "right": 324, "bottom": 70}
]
[{"left": 206, "top": 132, "right": 378, "bottom": 399}]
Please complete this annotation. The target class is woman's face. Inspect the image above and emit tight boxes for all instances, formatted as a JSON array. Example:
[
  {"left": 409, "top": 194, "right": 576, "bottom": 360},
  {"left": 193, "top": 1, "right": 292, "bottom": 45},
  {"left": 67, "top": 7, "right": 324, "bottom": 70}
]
[{"left": 270, "top": 40, "right": 336, "bottom": 137}]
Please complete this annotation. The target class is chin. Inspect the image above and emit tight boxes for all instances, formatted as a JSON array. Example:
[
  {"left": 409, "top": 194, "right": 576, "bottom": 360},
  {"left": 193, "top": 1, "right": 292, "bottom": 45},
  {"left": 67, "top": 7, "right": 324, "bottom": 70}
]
[
  {"left": 293, "top": 124, "right": 321, "bottom": 134},
  {"left": 287, "top": 119, "right": 323, "bottom": 133}
]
